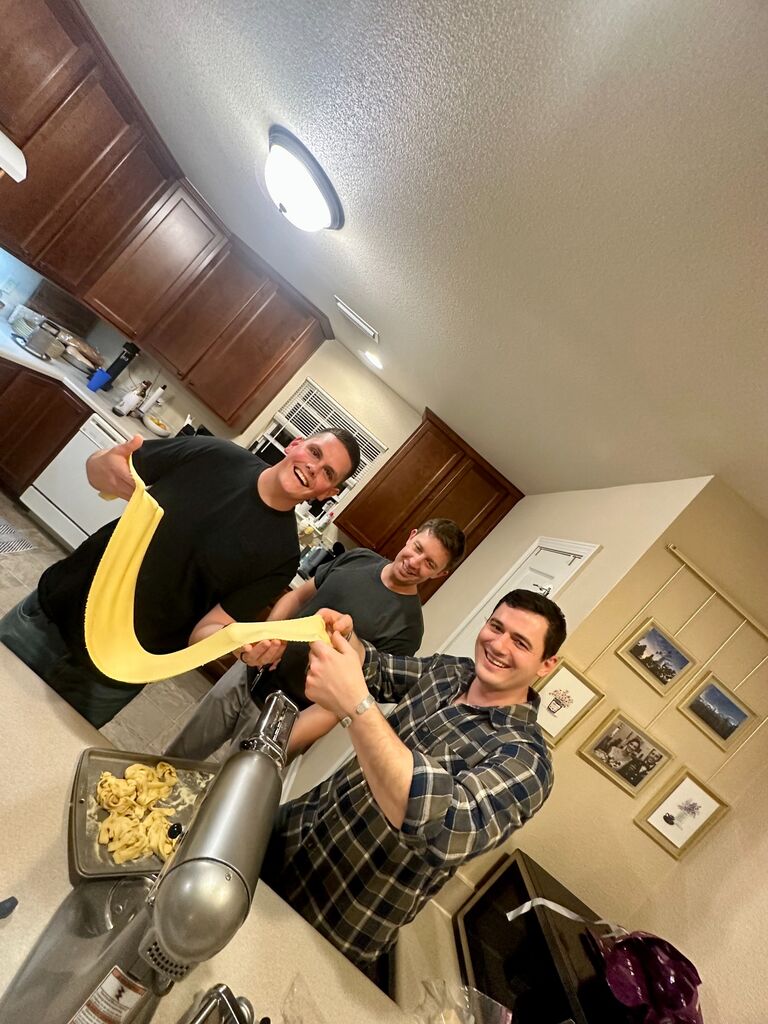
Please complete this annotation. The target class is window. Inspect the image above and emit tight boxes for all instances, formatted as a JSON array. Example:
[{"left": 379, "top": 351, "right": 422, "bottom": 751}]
[{"left": 250, "top": 378, "right": 387, "bottom": 517}]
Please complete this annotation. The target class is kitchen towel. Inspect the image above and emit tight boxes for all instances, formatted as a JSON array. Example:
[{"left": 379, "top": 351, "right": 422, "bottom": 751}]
[{"left": 84, "top": 457, "right": 329, "bottom": 683}]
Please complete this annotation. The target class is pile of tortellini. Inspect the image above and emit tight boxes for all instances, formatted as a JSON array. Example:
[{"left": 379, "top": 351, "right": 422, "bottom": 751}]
[{"left": 96, "top": 761, "right": 180, "bottom": 865}]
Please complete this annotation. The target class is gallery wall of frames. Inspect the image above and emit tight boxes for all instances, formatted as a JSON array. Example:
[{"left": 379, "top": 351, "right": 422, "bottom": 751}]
[{"left": 534, "top": 543, "right": 766, "bottom": 859}]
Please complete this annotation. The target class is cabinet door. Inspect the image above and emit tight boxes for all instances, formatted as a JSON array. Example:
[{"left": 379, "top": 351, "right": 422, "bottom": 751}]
[
  {"left": 0, "top": 362, "right": 90, "bottom": 495},
  {"left": 84, "top": 183, "right": 226, "bottom": 339},
  {"left": 184, "top": 286, "right": 324, "bottom": 427},
  {"left": 0, "top": 0, "right": 93, "bottom": 144},
  {"left": 336, "top": 410, "right": 523, "bottom": 603},
  {"left": 336, "top": 416, "right": 465, "bottom": 550},
  {"left": 0, "top": 65, "right": 141, "bottom": 260},
  {"left": 36, "top": 138, "right": 169, "bottom": 294},
  {"left": 140, "top": 246, "right": 269, "bottom": 377}
]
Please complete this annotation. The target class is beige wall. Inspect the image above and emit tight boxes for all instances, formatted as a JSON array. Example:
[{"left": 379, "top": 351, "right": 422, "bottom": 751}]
[
  {"left": 420, "top": 475, "right": 711, "bottom": 654},
  {"left": 410, "top": 477, "right": 768, "bottom": 1024},
  {"left": 235, "top": 338, "right": 421, "bottom": 466}
]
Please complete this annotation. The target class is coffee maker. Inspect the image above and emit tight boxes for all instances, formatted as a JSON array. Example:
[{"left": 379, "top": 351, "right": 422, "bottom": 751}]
[{"left": 101, "top": 341, "right": 140, "bottom": 390}]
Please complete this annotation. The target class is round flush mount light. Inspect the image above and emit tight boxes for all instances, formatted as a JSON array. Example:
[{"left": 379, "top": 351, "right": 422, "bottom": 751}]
[{"left": 264, "top": 125, "right": 344, "bottom": 232}]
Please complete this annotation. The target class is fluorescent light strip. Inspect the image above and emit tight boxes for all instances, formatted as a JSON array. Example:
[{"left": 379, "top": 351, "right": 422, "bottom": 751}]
[{"left": 334, "top": 295, "right": 379, "bottom": 342}]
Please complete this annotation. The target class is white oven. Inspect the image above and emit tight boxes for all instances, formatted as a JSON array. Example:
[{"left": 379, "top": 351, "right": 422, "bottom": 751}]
[{"left": 20, "top": 414, "right": 128, "bottom": 549}]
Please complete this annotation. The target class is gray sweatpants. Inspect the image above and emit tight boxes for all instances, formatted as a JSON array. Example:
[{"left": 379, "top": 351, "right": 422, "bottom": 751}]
[{"left": 164, "top": 660, "right": 260, "bottom": 760}]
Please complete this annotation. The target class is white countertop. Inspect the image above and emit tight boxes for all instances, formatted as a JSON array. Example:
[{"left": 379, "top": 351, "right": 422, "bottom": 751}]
[
  {"left": 0, "top": 645, "right": 406, "bottom": 1024},
  {"left": 0, "top": 318, "right": 158, "bottom": 442}
]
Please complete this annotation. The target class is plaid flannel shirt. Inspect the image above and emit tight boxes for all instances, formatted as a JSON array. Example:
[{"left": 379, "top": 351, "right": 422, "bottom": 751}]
[{"left": 264, "top": 643, "right": 553, "bottom": 964}]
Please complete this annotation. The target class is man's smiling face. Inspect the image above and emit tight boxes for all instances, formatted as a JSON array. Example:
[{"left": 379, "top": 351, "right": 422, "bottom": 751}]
[
  {"left": 277, "top": 433, "right": 352, "bottom": 503},
  {"left": 473, "top": 602, "right": 558, "bottom": 700}
]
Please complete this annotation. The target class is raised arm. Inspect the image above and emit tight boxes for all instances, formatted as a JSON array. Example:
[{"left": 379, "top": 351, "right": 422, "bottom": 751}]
[
  {"left": 305, "top": 631, "right": 414, "bottom": 827},
  {"left": 85, "top": 434, "right": 144, "bottom": 500}
]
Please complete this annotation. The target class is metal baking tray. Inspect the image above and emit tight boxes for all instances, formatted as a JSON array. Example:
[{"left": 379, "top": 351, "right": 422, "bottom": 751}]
[{"left": 68, "top": 747, "right": 218, "bottom": 883}]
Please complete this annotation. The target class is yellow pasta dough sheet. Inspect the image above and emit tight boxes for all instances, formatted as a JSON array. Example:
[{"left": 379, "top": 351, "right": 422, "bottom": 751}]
[
  {"left": 84, "top": 455, "right": 330, "bottom": 683},
  {"left": 69, "top": 748, "right": 218, "bottom": 881}
]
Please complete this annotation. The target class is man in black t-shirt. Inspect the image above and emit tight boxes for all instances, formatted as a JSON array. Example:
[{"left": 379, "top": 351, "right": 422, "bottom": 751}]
[
  {"left": 0, "top": 429, "right": 359, "bottom": 726},
  {"left": 165, "top": 519, "right": 466, "bottom": 761}
]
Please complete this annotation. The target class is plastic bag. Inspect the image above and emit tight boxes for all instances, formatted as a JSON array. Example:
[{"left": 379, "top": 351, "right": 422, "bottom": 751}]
[
  {"left": 590, "top": 930, "right": 704, "bottom": 1024},
  {"left": 412, "top": 979, "right": 513, "bottom": 1024},
  {"left": 282, "top": 973, "right": 328, "bottom": 1024}
]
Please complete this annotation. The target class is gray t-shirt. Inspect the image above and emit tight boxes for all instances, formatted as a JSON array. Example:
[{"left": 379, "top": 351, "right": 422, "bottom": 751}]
[{"left": 255, "top": 548, "right": 424, "bottom": 707}]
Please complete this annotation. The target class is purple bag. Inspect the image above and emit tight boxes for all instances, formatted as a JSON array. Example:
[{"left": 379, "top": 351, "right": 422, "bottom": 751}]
[{"left": 592, "top": 929, "right": 704, "bottom": 1024}]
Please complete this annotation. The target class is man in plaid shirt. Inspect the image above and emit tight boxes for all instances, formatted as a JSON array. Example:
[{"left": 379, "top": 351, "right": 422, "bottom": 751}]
[{"left": 260, "top": 589, "right": 565, "bottom": 970}]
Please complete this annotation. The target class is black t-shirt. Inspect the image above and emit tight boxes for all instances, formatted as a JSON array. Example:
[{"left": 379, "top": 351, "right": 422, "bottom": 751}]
[
  {"left": 256, "top": 547, "right": 424, "bottom": 707},
  {"left": 38, "top": 436, "right": 299, "bottom": 679}
]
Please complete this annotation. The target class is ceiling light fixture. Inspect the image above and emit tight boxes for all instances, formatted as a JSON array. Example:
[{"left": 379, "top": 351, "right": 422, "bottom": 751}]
[
  {"left": 264, "top": 125, "right": 344, "bottom": 232},
  {"left": 0, "top": 128, "right": 27, "bottom": 182},
  {"left": 362, "top": 349, "right": 383, "bottom": 370}
]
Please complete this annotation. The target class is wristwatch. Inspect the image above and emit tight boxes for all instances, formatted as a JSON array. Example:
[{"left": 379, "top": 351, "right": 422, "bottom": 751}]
[{"left": 339, "top": 694, "right": 376, "bottom": 729}]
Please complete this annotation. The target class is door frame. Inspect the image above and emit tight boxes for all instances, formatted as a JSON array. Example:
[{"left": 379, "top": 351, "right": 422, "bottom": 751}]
[{"left": 440, "top": 536, "right": 600, "bottom": 653}]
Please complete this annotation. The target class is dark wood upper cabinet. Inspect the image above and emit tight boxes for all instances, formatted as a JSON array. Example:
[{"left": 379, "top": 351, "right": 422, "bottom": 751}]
[
  {"left": 185, "top": 285, "right": 324, "bottom": 427},
  {"left": 140, "top": 245, "right": 270, "bottom": 376},
  {"left": 0, "top": 64, "right": 143, "bottom": 259},
  {"left": 36, "top": 138, "right": 169, "bottom": 293},
  {"left": 0, "top": 356, "right": 90, "bottom": 496},
  {"left": 0, "top": 0, "right": 93, "bottom": 144},
  {"left": 84, "top": 183, "right": 226, "bottom": 339},
  {"left": 337, "top": 410, "right": 524, "bottom": 602}
]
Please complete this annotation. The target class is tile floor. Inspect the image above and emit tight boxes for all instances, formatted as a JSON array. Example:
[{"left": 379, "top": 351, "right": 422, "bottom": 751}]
[{"left": 0, "top": 488, "right": 215, "bottom": 756}]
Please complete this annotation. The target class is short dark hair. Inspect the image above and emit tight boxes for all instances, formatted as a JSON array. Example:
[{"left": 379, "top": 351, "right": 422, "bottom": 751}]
[
  {"left": 311, "top": 428, "right": 361, "bottom": 483},
  {"left": 492, "top": 589, "right": 567, "bottom": 660},
  {"left": 416, "top": 518, "right": 466, "bottom": 570}
]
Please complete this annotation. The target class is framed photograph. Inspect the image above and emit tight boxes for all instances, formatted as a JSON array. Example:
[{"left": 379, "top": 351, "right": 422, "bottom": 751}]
[
  {"left": 618, "top": 619, "right": 696, "bottom": 696},
  {"left": 578, "top": 710, "right": 673, "bottom": 796},
  {"left": 535, "top": 661, "right": 603, "bottom": 745},
  {"left": 678, "top": 673, "right": 758, "bottom": 750},
  {"left": 635, "top": 768, "right": 729, "bottom": 858}
]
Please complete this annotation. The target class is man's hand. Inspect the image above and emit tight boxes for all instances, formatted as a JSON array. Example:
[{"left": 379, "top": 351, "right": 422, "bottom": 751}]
[
  {"left": 236, "top": 638, "right": 287, "bottom": 669},
  {"left": 305, "top": 631, "right": 369, "bottom": 721},
  {"left": 86, "top": 434, "right": 144, "bottom": 500},
  {"left": 315, "top": 606, "right": 354, "bottom": 641}
]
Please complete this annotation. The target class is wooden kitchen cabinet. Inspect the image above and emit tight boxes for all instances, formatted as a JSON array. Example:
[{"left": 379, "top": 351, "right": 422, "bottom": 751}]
[
  {"left": 142, "top": 243, "right": 327, "bottom": 428},
  {"left": 140, "top": 245, "right": 271, "bottom": 377},
  {"left": 185, "top": 284, "right": 325, "bottom": 427},
  {"left": 0, "top": 356, "right": 90, "bottom": 495},
  {"left": 84, "top": 182, "right": 227, "bottom": 339},
  {"left": 337, "top": 409, "right": 524, "bottom": 602},
  {"left": 35, "top": 138, "right": 170, "bottom": 294},
  {"left": 0, "top": 0, "right": 94, "bottom": 145},
  {"left": 0, "top": 64, "right": 146, "bottom": 260}
]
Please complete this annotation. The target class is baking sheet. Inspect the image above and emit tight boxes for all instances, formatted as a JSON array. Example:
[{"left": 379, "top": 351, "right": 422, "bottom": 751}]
[{"left": 69, "top": 747, "right": 217, "bottom": 881}]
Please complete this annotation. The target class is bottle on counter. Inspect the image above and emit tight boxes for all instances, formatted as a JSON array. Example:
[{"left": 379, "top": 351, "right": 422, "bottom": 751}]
[
  {"left": 112, "top": 380, "right": 151, "bottom": 416},
  {"left": 138, "top": 383, "right": 167, "bottom": 416}
]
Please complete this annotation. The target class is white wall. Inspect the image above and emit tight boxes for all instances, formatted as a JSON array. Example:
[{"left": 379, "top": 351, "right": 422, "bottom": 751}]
[{"left": 421, "top": 475, "right": 712, "bottom": 655}]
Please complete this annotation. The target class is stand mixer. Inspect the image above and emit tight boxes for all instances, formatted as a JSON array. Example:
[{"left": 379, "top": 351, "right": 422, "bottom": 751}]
[{"left": 0, "top": 692, "right": 299, "bottom": 1024}]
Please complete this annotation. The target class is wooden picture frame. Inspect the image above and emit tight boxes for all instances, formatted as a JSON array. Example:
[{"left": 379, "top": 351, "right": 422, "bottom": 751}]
[
  {"left": 535, "top": 661, "right": 603, "bottom": 746},
  {"left": 617, "top": 618, "right": 696, "bottom": 697},
  {"left": 634, "top": 768, "right": 729, "bottom": 858},
  {"left": 677, "top": 672, "right": 758, "bottom": 750},
  {"left": 578, "top": 709, "right": 673, "bottom": 797}
]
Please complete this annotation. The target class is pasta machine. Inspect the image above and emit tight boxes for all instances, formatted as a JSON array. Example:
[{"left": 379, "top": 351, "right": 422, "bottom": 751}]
[{"left": 0, "top": 691, "right": 299, "bottom": 1024}]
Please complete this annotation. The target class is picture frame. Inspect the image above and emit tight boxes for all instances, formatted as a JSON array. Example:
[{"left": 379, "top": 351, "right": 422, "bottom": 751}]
[
  {"left": 578, "top": 709, "right": 673, "bottom": 796},
  {"left": 678, "top": 673, "right": 758, "bottom": 750},
  {"left": 617, "top": 618, "right": 696, "bottom": 696},
  {"left": 534, "top": 661, "right": 603, "bottom": 745},
  {"left": 634, "top": 768, "right": 729, "bottom": 858}
]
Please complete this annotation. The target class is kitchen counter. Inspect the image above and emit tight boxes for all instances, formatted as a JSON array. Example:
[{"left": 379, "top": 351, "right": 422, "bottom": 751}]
[
  {"left": 0, "top": 646, "right": 407, "bottom": 1024},
  {"left": 0, "top": 318, "right": 157, "bottom": 442}
]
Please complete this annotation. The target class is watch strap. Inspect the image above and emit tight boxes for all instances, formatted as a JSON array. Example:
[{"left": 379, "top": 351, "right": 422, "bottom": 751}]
[{"left": 339, "top": 693, "right": 376, "bottom": 728}]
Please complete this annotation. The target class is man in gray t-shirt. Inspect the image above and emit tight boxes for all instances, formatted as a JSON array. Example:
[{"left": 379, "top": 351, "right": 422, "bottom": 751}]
[{"left": 165, "top": 519, "right": 465, "bottom": 761}]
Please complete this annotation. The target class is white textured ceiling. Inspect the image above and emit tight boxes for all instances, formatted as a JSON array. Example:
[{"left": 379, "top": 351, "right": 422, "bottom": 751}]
[{"left": 79, "top": 0, "right": 768, "bottom": 516}]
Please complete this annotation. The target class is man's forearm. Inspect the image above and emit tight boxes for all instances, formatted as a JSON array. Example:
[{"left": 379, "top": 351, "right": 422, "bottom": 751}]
[
  {"left": 347, "top": 707, "right": 413, "bottom": 828},
  {"left": 266, "top": 587, "right": 310, "bottom": 621}
]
